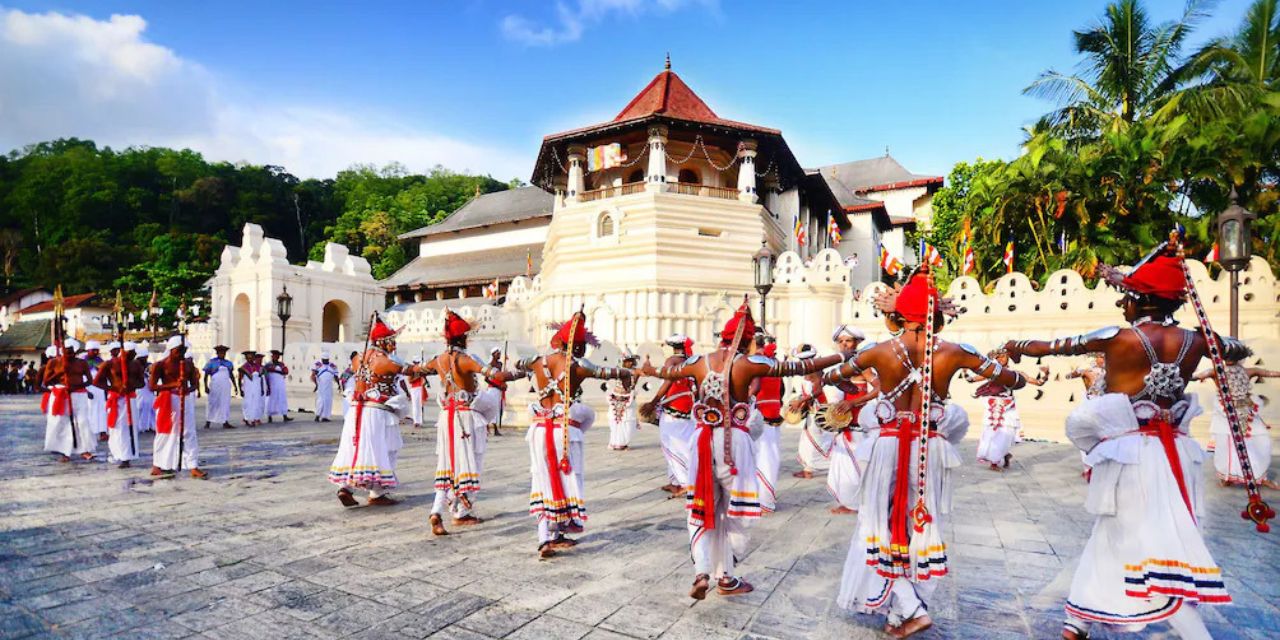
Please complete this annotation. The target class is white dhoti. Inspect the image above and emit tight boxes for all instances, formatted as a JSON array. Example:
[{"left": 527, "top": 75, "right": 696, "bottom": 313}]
[
  {"left": 409, "top": 382, "right": 427, "bottom": 425},
  {"left": 242, "top": 373, "right": 265, "bottom": 422},
  {"left": 206, "top": 368, "right": 232, "bottom": 425},
  {"left": 135, "top": 386, "right": 155, "bottom": 432},
  {"left": 431, "top": 394, "right": 483, "bottom": 519},
  {"left": 266, "top": 372, "right": 288, "bottom": 417},
  {"left": 42, "top": 388, "right": 94, "bottom": 456},
  {"left": 1062, "top": 394, "right": 1227, "bottom": 636},
  {"left": 687, "top": 411, "right": 762, "bottom": 580},
  {"left": 607, "top": 390, "right": 637, "bottom": 449},
  {"left": 659, "top": 410, "right": 695, "bottom": 486},
  {"left": 838, "top": 400, "right": 967, "bottom": 627},
  {"left": 152, "top": 390, "right": 199, "bottom": 471},
  {"left": 797, "top": 417, "right": 832, "bottom": 471},
  {"left": 753, "top": 412, "right": 781, "bottom": 513},
  {"left": 826, "top": 428, "right": 863, "bottom": 510},
  {"left": 1210, "top": 398, "right": 1271, "bottom": 485},
  {"left": 528, "top": 403, "right": 592, "bottom": 543},
  {"left": 314, "top": 369, "right": 336, "bottom": 420},
  {"left": 975, "top": 396, "right": 1019, "bottom": 466},
  {"left": 328, "top": 392, "right": 407, "bottom": 497},
  {"left": 88, "top": 384, "right": 107, "bottom": 435},
  {"left": 471, "top": 387, "right": 503, "bottom": 475},
  {"left": 106, "top": 392, "right": 141, "bottom": 462}
]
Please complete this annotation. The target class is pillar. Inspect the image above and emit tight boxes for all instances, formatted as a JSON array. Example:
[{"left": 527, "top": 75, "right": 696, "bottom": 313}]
[
  {"left": 566, "top": 145, "right": 586, "bottom": 203},
  {"left": 645, "top": 125, "right": 668, "bottom": 192},
  {"left": 737, "top": 140, "right": 758, "bottom": 203}
]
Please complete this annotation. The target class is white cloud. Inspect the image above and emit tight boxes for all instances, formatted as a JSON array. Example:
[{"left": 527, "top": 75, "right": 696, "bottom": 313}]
[
  {"left": 0, "top": 8, "right": 529, "bottom": 180},
  {"left": 502, "top": 0, "right": 715, "bottom": 47}
]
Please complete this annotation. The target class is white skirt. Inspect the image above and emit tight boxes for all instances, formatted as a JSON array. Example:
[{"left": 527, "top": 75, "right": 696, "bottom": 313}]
[
  {"left": 659, "top": 411, "right": 695, "bottom": 486},
  {"left": 527, "top": 404, "right": 589, "bottom": 524},
  {"left": 135, "top": 387, "right": 155, "bottom": 431},
  {"left": 328, "top": 393, "right": 407, "bottom": 491},
  {"left": 975, "top": 396, "right": 1019, "bottom": 465},
  {"left": 153, "top": 391, "right": 199, "bottom": 471},
  {"left": 827, "top": 429, "right": 863, "bottom": 509},
  {"left": 1209, "top": 399, "right": 1271, "bottom": 484},
  {"left": 607, "top": 393, "right": 637, "bottom": 448},
  {"left": 206, "top": 370, "right": 233, "bottom": 423},
  {"left": 43, "top": 389, "right": 95, "bottom": 456},
  {"left": 797, "top": 417, "right": 833, "bottom": 470},
  {"left": 266, "top": 372, "right": 289, "bottom": 416},
  {"left": 242, "top": 374, "right": 266, "bottom": 421},
  {"left": 106, "top": 394, "right": 141, "bottom": 462},
  {"left": 434, "top": 395, "right": 482, "bottom": 496},
  {"left": 87, "top": 384, "right": 107, "bottom": 435},
  {"left": 754, "top": 413, "right": 781, "bottom": 513}
]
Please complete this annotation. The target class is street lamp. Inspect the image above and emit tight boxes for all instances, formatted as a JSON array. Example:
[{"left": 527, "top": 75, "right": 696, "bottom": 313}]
[
  {"left": 276, "top": 285, "right": 293, "bottom": 355},
  {"left": 1217, "top": 189, "right": 1256, "bottom": 337},
  {"left": 752, "top": 238, "right": 775, "bottom": 333}
]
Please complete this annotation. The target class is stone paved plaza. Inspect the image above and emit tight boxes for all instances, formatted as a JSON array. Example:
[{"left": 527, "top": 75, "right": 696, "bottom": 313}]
[{"left": 1, "top": 395, "right": 1277, "bottom": 639}]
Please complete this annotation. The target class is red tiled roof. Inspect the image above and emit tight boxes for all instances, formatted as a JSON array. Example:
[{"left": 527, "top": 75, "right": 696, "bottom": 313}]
[
  {"left": 860, "top": 176, "right": 943, "bottom": 194},
  {"left": 0, "top": 287, "right": 47, "bottom": 308},
  {"left": 19, "top": 293, "right": 98, "bottom": 314}
]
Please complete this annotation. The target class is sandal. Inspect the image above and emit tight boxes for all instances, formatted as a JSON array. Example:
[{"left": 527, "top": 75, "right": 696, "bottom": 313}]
[
  {"left": 689, "top": 574, "right": 710, "bottom": 600},
  {"left": 716, "top": 577, "right": 754, "bottom": 596}
]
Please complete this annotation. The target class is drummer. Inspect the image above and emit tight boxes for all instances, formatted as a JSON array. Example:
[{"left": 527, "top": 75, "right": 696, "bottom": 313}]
[
  {"left": 789, "top": 345, "right": 832, "bottom": 479},
  {"left": 825, "top": 325, "right": 878, "bottom": 514}
]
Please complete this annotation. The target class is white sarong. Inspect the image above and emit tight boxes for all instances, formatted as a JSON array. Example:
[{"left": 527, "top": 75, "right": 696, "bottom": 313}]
[
  {"left": 686, "top": 407, "right": 762, "bottom": 580},
  {"left": 242, "top": 372, "right": 265, "bottom": 422},
  {"left": 659, "top": 410, "right": 695, "bottom": 486},
  {"left": 205, "top": 367, "right": 233, "bottom": 425},
  {"left": 106, "top": 393, "right": 141, "bottom": 462},
  {"left": 409, "top": 381, "right": 428, "bottom": 425},
  {"left": 528, "top": 403, "right": 591, "bottom": 542},
  {"left": 314, "top": 366, "right": 337, "bottom": 420},
  {"left": 827, "top": 428, "right": 863, "bottom": 510},
  {"left": 975, "top": 395, "right": 1019, "bottom": 466},
  {"left": 431, "top": 393, "right": 483, "bottom": 518},
  {"left": 88, "top": 383, "right": 107, "bottom": 435},
  {"left": 754, "top": 411, "right": 781, "bottom": 513},
  {"left": 152, "top": 390, "right": 199, "bottom": 471},
  {"left": 135, "top": 385, "right": 156, "bottom": 432},
  {"left": 607, "top": 387, "right": 637, "bottom": 448},
  {"left": 328, "top": 391, "right": 407, "bottom": 495},
  {"left": 266, "top": 371, "right": 288, "bottom": 416},
  {"left": 42, "top": 388, "right": 95, "bottom": 456},
  {"left": 1209, "top": 397, "right": 1271, "bottom": 485}
]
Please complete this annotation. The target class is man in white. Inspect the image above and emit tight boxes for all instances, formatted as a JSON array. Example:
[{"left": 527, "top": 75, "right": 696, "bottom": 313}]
[
  {"left": 607, "top": 353, "right": 640, "bottom": 450},
  {"left": 792, "top": 345, "right": 832, "bottom": 478},
  {"left": 83, "top": 340, "right": 108, "bottom": 441},
  {"left": 641, "top": 334, "right": 697, "bottom": 495},
  {"left": 264, "top": 350, "right": 292, "bottom": 422},
  {"left": 134, "top": 345, "right": 156, "bottom": 432},
  {"left": 239, "top": 351, "right": 267, "bottom": 426},
  {"left": 406, "top": 356, "right": 429, "bottom": 428},
  {"left": 149, "top": 336, "right": 207, "bottom": 479},
  {"left": 41, "top": 339, "right": 96, "bottom": 462},
  {"left": 202, "top": 345, "right": 237, "bottom": 429},
  {"left": 311, "top": 351, "right": 340, "bottom": 422},
  {"left": 95, "top": 341, "right": 144, "bottom": 468},
  {"left": 1193, "top": 352, "right": 1280, "bottom": 488},
  {"left": 825, "top": 325, "right": 877, "bottom": 514}
]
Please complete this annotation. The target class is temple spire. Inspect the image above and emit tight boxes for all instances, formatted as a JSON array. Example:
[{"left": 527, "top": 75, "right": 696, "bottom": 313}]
[{"left": 664, "top": 52, "right": 671, "bottom": 71}]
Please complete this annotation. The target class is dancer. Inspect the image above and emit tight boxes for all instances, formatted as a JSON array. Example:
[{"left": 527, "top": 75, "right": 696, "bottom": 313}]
[
  {"left": 481, "top": 347, "right": 507, "bottom": 437},
  {"left": 1004, "top": 241, "right": 1251, "bottom": 640},
  {"left": 607, "top": 353, "right": 640, "bottom": 450},
  {"left": 791, "top": 344, "right": 832, "bottom": 479},
  {"left": 264, "top": 350, "right": 292, "bottom": 422},
  {"left": 202, "top": 345, "right": 237, "bottom": 429},
  {"left": 134, "top": 345, "right": 156, "bottom": 433},
  {"left": 150, "top": 336, "right": 207, "bottom": 479},
  {"left": 834, "top": 269, "right": 1025, "bottom": 637},
  {"left": 94, "top": 342, "right": 144, "bottom": 468},
  {"left": 311, "top": 351, "right": 340, "bottom": 422},
  {"left": 328, "top": 316, "right": 409, "bottom": 507},
  {"left": 420, "top": 310, "right": 522, "bottom": 535},
  {"left": 340, "top": 350, "right": 359, "bottom": 417},
  {"left": 751, "top": 338, "right": 783, "bottom": 513},
  {"left": 641, "top": 334, "right": 697, "bottom": 496},
  {"left": 407, "top": 357, "right": 429, "bottom": 428},
  {"left": 239, "top": 351, "right": 266, "bottom": 426},
  {"left": 968, "top": 349, "right": 1047, "bottom": 471},
  {"left": 517, "top": 310, "right": 633, "bottom": 557},
  {"left": 1067, "top": 353, "right": 1107, "bottom": 399},
  {"left": 41, "top": 338, "right": 95, "bottom": 462},
  {"left": 826, "top": 325, "right": 878, "bottom": 514},
  {"left": 641, "top": 299, "right": 841, "bottom": 599},
  {"left": 1193, "top": 351, "right": 1279, "bottom": 488}
]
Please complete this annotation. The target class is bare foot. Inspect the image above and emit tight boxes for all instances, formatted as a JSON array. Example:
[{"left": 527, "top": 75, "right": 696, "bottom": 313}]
[
  {"left": 538, "top": 543, "right": 556, "bottom": 559},
  {"left": 452, "top": 515, "right": 483, "bottom": 526},
  {"left": 829, "top": 506, "right": 857, "bottom": 515},
  {"left": 888, "top": 614, "right": 932, "bottom": 638},
  {"left": 190, "top": 468, "right": 208, "bottom": 479},
  {"left": 430, "top": 514, "right": 449, "bottom": 536},
  {"left": 367, "top": 495, "right": 399, "bottom": 506},
  {"left": 792, "top": 470, "right": 814, "bottom": 479}
]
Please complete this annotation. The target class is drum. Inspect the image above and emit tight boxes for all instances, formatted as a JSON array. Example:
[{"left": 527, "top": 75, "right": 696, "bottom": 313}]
[
  {"left": 820, "top": 402, "right": 854, "bottom": 432},
  {"left": 638, "top": 401, "right": 658, "bottom": 425},
  {"left": 783, "top": 402, "right": 808, "bottom": 425}
]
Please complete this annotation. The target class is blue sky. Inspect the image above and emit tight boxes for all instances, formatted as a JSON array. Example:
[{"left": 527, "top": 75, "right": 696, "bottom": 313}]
[{"left": 0, "top": 0, "right": 1256, "bottom": 180}]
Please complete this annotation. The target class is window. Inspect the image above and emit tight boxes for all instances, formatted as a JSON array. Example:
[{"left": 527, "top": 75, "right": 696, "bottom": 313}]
[
  {"left": 626, "top": 169, "right": 644, "bottom": 183},
  {"left": 598, "top": 212, "right": 616, "bottom": 237},
  {"left": 677, "top": 168, "right": 700, "bottom": 184}
]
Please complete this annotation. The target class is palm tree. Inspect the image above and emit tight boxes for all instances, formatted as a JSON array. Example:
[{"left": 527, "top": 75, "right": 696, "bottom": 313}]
[
  {"left": 1025, "top": 0, "right": 1209, "bottom": 140},
  {"left": 1174, "top": 0, "right": 1280, "bottom": 118}
]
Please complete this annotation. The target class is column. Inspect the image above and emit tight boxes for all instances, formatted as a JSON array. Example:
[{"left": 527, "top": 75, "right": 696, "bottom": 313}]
[
  {"left": 645, "top": 125, "right": 668, "bottom": 192},
  {"left": 566, "top": 145, "right": 586, "bottom": 203},
  {"left": 737, "top": 140, "right": 758, "bottom": 203}
]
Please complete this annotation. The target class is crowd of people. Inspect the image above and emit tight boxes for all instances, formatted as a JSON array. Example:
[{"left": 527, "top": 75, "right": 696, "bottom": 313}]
[
  {"left": 1, "top": 358, "right": 40, "bottom": 394},
  {"left": 32, "top": 235, "right": 1279, "bottom": 640}
]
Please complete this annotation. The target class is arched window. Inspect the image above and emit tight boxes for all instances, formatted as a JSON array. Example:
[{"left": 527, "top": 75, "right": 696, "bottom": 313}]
[
  {"left": 598, "top": 212, "right": 616, "bottom": 237},
  {"left": 678, "top": 168, "right": 700, "bottom": 184}
]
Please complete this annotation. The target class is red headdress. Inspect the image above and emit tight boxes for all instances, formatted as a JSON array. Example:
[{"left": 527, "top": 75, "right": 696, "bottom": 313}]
[
  {"left": 761, "top": 342, "right": 777, "bottom": 358},
  {"left": 719, "top": 298, "right": 755, "bottom": 346},
  {"left": 1117, "top": 254, "right": 1187, "bottom": 301},
  {"left": 549, "top": 310, "right": 599, "bottom": 348},
  {"left": 369, "top": 317, "right": 398, "bottom": 342},
  {"left": 894, "top": 271, "right": 940, "bottom": 324},
  {"left": 442, "top": 308, "right": 472, "bottom": 340}
]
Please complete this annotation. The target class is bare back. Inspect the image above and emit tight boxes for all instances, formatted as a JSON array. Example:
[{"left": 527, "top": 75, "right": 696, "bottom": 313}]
[{"left": 1097, "top": 325, "right": 1206, "bottom": 408}]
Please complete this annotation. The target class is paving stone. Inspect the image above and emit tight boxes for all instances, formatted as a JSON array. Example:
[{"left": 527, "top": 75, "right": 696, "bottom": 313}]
[
  {"left": 505, "top": 614, "right": 593, "bottom": 640},
  {"left": 453, "top": 603, "right": 541, "bottom": 637}
]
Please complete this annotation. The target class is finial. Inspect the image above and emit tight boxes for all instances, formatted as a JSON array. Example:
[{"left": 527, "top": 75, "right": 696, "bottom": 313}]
[
  {"left": 885, "top": 145, "right": 890, "bottom": 156},
  {"left": 664, "top": 52, "right": 671, "bottom": 71}
]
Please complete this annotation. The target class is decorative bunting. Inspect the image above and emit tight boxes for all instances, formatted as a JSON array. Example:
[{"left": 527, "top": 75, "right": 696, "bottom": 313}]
[
  {"left": 879, "top": 246, "right": 904, "bottom": 277},
  {"left": 827, "top": 216, "right": 842, "bottom": 247}
]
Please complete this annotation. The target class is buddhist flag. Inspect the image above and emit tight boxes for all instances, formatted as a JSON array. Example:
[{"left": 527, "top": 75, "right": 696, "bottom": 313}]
[
  {"left": 827, "top": 216, "right": 842, "bottom": 247},
  {"left": 919, "top": 239, "right": 943, "bottom": 268},
  {"left": 1057, "top": 230, "right": 1068, "bottom": 254},
  {"left": 586, "top": 143, "right": 627, "bottom": 171},
  {"left": 879, "top": 246, "right": 904, "bottom": 277},
  {"left": 962, "top": 245, "right": 975, "bottom": 275},
  {"left": 483, "top": 278, "right": 500, "bottom": 300},
  {"left": 526, "top": 248, "right": 533, "bottom": 277},
  {"left": 1205, "top": 243, "right": 1220, "bottom": 263},
  {"left": 1002, "top": 241, "right": 1015, "bottom": 274},
  {"left": 794, "top": 218, "right": 807, "bottom": 248}
]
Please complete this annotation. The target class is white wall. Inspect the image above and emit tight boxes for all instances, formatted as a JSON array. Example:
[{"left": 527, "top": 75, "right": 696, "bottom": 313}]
[{"left": 416, "top": 221, "right": 549, "bottom": 258}]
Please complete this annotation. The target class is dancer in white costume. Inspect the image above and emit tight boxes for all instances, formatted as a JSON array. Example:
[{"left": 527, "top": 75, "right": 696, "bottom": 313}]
[
  {"left": 750, "top": 338, "right": 783, "bottom": 513},
  {"left": 517, "top": 310, "right": 632, "bottom": 558},
  {"left": 968, "top": 349, "right": 1047, "bottom": 471},
  {"left": 41, "top": 339, "right": 96, "bottom": 462},
  {"left": 607, "top": 354, "right": 640, "bottom": 450},
  {"left": 134, "top": 345, "right": 156, "bottom": 433},
  {"left": 202, "top": 345, "right": 237, "bottom": 429},
  {"left": 642, "top": 334, "right": 697, "bottom": 496},
  {"left": 339, "top": 351, "right": 359, "bottom": 418},
  {"left": 825, "top": 325, "right": 878, "bottom": 515},
  {"left": 329, "top": 316, "right": 408, "bottom": 507},
  {"left": 481, "top": 347, "right": 507, "bottom": 437},
  {"left": 642, "top": 299, "right": 841, "bottom": 600},
  {"left": 93, "top": 341, "right": 144, "bottom": 468},
  {"left": 1006, "top": 244, "right": 1253, "bottom": 640},
  {"left": 833, "top": 269, "right": 1026, "bottom": 638},
  {"left": 1067, "top": 353, "right": 1107, "bottom": 478},
  {"left": 264, "top": 350, "right": 292, "bottom": 422},
  {"left": 790, "top": 345, "right": 832, "bottom": 478},
  {"left": 238, "top": 352, "right": 266, "bottom": 426},
  {"left": 82, "top": 340, "right": 108, "bottom": 441},
  {"left": 149, "top": 336, "right": 206, "bottom": 479},
  {"left": 1193, "top": 353, "right": 1279, "bottom": 488},
  {"left": 406, "top": 357, "right": 429, "bottom": 428},
  {"left": 311, "top": 351, "right": 340, "bottom": 422},
  {"left": 420, "top": 310, "right": 523, "bottom": 535}
]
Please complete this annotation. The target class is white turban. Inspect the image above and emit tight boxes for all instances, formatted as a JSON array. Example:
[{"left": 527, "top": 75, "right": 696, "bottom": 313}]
[
  {"left": 792, "top": 344, "right": 816, "bottom": 359},
  {"left": 832, "top": 324, "right": 866, "bottom": 342},
  {"left": 123, "top": 341, "right": 138, "bottom": 352},
  {"left": 411, "top": 356, "right": 422, "bottom": 364},
  {"left": 64, "top": 338, "right": 81, "bottom": 351},
  {"left": 85, "top": 340, "right": 101, "bottom": 351},
  {"left": 45, "top": 345, "right": 58, "bottom": 358},
  {"left": 165, "top": 336, "right": 190, "bottom": 352},
  {"left": 135, "top": 345, "right": 150, "bottom": 358},
  {"left": 664, "top": 333, "right": 689, "bottom": 346},
  {"left": 490, "top": 347, "right": 502, "bottom": 356},
  {"left": 106, "top": 341, "right": 121, "bottom": 351},
  {"left": 320, "top": 350, "right": 331, "bottom": 360}
]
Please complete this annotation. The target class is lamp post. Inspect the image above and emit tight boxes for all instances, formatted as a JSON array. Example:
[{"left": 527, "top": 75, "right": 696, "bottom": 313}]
[
  {"left": 752, "top": 239, "right": 775, "bottom": 334},
  {"left": 1216, "top": 188, "right": 1256, "bottom": 338},
  {"left": 276, "top": 285, "right": 293, "bottom": 355}
]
